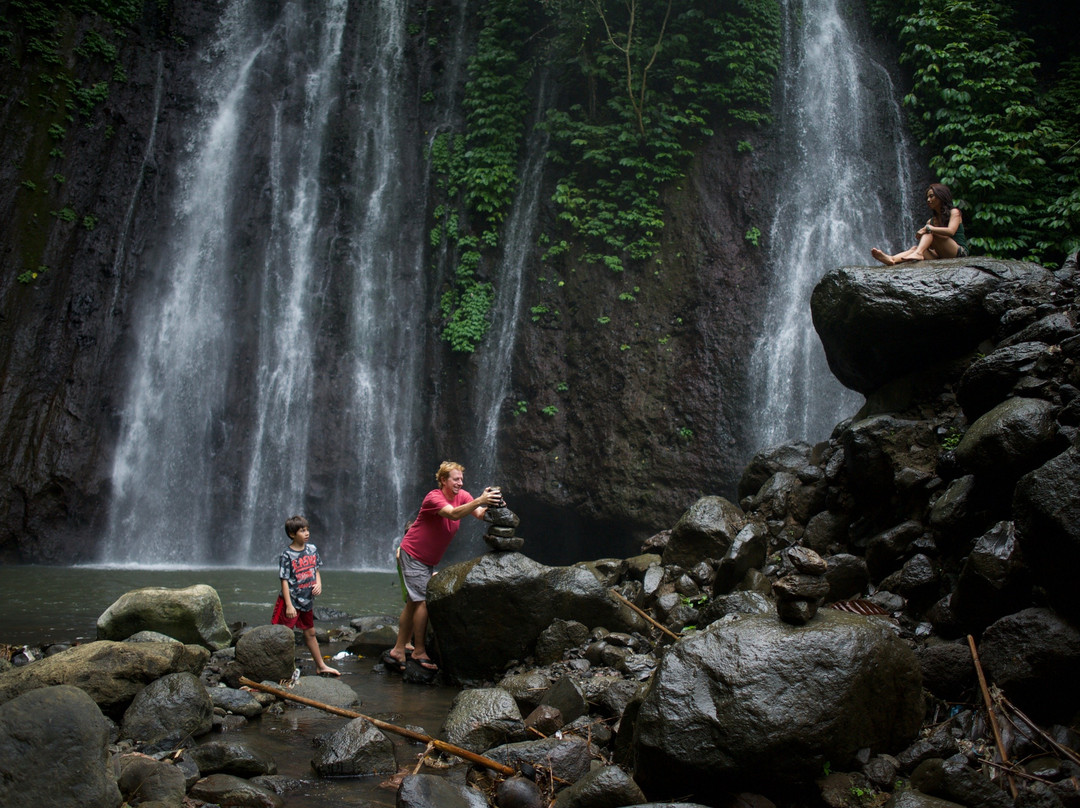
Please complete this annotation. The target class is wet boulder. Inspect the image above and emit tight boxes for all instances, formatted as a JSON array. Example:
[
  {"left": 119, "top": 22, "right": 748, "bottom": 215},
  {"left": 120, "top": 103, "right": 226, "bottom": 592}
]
[
  {"left": 311, "top": 717, "right": 396, "bottom": 777},
  {"left": 909, "top": 756, "right": 1014, "bottom": 808},
  {"left": 116, "top": 753, "right": 187, "bottom": 806},
  {"left": 427, "top": 553, "right": 647, "bottom": 680},
  {"left": 538, "top": 676, "right": 588, "bottom": 725},
  {"left": 0, "top": 640, "right": 209, "bottom": 715},
  {"left": 290, "top": 675, "right": 359, "bottom": 708},
  {"left": 842, "top": 417, "right": 937, "bottom": 508},
  {"left": 1013, "top": 447, "right": 1080, "bottom": 621},
  {"left": 96, "top": 584, "right": 232, "bottom": 650},
  {"left": 810, "top": 261, "right": 1053, "bottom": 394},
  {"left": 633, "top": 610, "right": 923, "bottom": 795},
  {"left": 713, "top": 522, "right": 768, "bottom": 594},
  {"left": 119, "top": 671, "right": 214, "bottom": 746},
  {"left": 978, "top": 608, "right": 1080, "bottom": 724},
  {"left": 398, "top": 773, "right": 488, "bottom": 808},
  {"left": 234, "top": 624, "right": 296, "bottom": 684},
  {"left": 955, "top": 397, "right": 1063, "bottom": 483},
  {"left": 914, "top": 642, "right": 974, "bottom": 702},
  {"left": 441, "top": 688, "right": 525, "bottom": 753},
  {"left": 552, "top": 764, "right": 647, "bottom": 807},
  {"left": 208, "top": 685, "right": 265, "bottom": 717},
  {"left": 535, "top": 619, "right": 590, "bottom": 664},
  {"left": 190, "top": 773, "right": 283, "bottom": 807},
  {"left": 662, "top": 496, "right": 747, "bottom": 568},
  {"left": 824, "top": 554, "right": 870, "bottom": 601},
  {"left": 0, "top": 685, "right": 122, "bottom": 808},
  {"left": 956, "top": 341, "right": 1051, "bottom": 420},
  {"left": 186, "top": 740, "right": 277, "bottom": 777},
  {"left": 482, "top": 735, "right": 599, "bottom": 786}
]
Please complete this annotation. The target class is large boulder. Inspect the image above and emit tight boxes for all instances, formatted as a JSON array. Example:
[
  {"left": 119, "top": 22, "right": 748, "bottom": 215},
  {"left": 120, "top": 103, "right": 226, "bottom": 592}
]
[
  {"left": 310, "top": 716, "right": 396, "bottom": 777},
  {"left": 427, "top": 552, "right": 647, "bottom": 680},
  {"left": 633, "top": 610, "right": 923, "bottom": 795},
  {"left": 1013, "top": 447, "right": 1080, "bottom": 620},
  {"left": 397, "top": 774, "right": 488, "bottom": 808},
  {"left": 441, "top": 688, "right": 525, "bottom": 753},
  {"left": 662, "top": 496, "right": 747, "bottom": 568},
  {"left": 954, "top": 397, "right": 1063, "bottom": 483},
  {"left": 97, "top": 585, "right": 232, "bottom": 650},
  {"left": 0, "top": 640, "right": 210, "bottom": 715},
  {"left": 0, "top": 685, "right": 122, "bottom": 808},
  {"left": 119, "top": 671, "right": 214, "bottom": 746},
  {"left": 810, "top": 260, "right": 1054, "bottom": 394},
  {"left": 234, "top": 624, "right": 296, "bottom": 684}
]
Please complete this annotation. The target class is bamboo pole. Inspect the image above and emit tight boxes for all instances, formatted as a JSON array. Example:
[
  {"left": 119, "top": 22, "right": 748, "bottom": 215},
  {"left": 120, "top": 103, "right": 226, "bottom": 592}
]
[
  {"left": 239, "top": 676, "right": 515, "bottom": 776},
  {"left": 608, "top": 587, "right": 681, "bottom": 641},
  {"left": 966, "top": 635, "right": 1018, "bottom": 799}
]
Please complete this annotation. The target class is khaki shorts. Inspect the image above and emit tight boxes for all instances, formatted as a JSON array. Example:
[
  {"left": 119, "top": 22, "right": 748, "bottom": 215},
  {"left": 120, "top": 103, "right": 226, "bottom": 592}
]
[{"left": 396, "top": 546, "right": 433, "bottom": 602}]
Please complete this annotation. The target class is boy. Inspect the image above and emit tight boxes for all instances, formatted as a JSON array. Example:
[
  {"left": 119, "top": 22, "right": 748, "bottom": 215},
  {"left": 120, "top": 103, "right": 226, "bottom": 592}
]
[{"left": 272, "top": 515, "right": 339, "bottom": 676}]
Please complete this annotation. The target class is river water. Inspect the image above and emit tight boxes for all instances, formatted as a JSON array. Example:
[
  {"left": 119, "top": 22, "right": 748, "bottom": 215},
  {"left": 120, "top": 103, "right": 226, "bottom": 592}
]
[{"left": 1, "top": 566, "right": 463, "bottom": 807}]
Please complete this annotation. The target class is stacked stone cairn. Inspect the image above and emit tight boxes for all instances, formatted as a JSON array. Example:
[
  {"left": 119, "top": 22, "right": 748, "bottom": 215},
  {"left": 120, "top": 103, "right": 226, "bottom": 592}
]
[
  {"left": 482, "top": 505, "right": 523, "bottom": 552},
  {"left": 772, "top": 546, "right": 830, "bottom": 625}
]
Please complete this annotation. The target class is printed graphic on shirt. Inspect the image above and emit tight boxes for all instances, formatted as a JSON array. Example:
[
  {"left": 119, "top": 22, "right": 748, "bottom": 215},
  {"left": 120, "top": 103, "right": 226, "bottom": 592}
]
[{"left": 278, "top": 544, "right": 322, "bottom": 612}]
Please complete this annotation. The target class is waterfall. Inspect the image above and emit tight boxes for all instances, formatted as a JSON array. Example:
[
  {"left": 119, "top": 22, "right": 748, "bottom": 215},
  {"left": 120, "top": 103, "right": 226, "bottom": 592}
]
[
  {"left": 749, "top": 0, "right": 916, "bottom": 448},
  {"left": 104, "top": 0, "right": 434, "bottom": 568}
]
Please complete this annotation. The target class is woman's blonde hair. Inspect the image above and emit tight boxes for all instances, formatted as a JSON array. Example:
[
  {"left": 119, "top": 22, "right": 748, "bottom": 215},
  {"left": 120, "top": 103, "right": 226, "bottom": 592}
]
[{"left": 436, "top": 461, "right": 465, "bottom": 485}]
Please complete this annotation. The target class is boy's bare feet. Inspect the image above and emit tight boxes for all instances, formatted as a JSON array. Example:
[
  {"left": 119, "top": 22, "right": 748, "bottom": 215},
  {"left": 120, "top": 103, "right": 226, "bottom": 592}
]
[
  {"left": 871, "top": 248, "right": 896, "bottom": 266},
  {"left": 317, "top": 665, "right": 340, "bottom": 677}
]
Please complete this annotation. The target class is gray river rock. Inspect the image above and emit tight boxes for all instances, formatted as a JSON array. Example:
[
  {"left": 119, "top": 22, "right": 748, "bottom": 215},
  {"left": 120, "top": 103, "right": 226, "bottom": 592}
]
[
  {"left": 96, "top": 584, "right": 233, "bottom": 650},
  {"left": 633, "top": 610, "right": 923, "bottom": 794}
]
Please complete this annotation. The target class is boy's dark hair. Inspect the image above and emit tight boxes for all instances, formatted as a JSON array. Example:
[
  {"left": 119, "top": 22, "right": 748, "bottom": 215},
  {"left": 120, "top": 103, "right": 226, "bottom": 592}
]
[{"left": 284, "top": 515, "right": 309, "bottom": 538}]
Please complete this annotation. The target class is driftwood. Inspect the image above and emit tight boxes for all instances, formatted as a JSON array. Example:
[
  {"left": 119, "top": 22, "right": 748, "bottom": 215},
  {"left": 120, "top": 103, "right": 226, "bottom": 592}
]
[
  {"left": 967, "top": 635, "right": 1018, "bottom": 799},
  {"left": 238, "top": 676, "right": 515, "bottom": 776},
  {"left": 608, "top": 587, "right": 680, "bottom": 641}
]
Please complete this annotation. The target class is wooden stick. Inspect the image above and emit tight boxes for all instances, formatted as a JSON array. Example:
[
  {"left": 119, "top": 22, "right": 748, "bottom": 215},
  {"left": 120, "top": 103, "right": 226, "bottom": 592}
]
[
  {"left": 609, "top": 588, "right": 680, "bottom": 641},
  {"left": 413, "top": 741, "right": 435, "bottom": 775},
  {"left": 239, "top": 676, "right": 515, "bottom": 776},
  {"left": 967, "top": 635, "right": 1018, "bottom": 799},
  {"left": 996, "top": 693, "right": 1080, "bottom": 769}
]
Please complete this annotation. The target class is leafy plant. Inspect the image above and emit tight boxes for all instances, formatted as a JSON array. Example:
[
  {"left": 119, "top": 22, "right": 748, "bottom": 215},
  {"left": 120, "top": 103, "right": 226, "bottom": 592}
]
[
  {"left": 541, "top": 405, "right": 559, "bottom": 417},
  {"left": 744, "top": 225, "right": 761, "bottom": 246}
]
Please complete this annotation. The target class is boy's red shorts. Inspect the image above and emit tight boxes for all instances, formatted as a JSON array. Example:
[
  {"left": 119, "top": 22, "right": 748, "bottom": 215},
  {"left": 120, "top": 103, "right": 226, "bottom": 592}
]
[{"left": 272, "top": 596, "right": 314, "bottom": 630}]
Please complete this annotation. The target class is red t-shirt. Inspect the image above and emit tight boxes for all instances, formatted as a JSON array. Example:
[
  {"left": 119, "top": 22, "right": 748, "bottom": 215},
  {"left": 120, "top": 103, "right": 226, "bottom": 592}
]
[{"left": 400, "top": 488, "right": 473, "bottom": 566}]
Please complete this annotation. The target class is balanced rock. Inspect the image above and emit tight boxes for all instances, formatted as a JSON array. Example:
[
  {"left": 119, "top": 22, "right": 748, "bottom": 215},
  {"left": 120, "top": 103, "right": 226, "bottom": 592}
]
[{"left": 96, "top": 584, "right": 232, "bottom": 650}]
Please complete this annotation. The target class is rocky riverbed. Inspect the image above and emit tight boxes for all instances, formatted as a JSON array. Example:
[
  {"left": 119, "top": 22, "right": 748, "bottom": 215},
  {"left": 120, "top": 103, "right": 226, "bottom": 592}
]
[{"left": 3, "top": 254, "right": 1080, "bottom": 808}]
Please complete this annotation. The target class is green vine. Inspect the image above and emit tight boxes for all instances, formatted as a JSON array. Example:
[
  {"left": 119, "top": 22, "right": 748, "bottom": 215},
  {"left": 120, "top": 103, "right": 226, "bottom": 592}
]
[
  {"left": 431, "top": 0, "right": 531, "bottom": 352},
  {"left": 539, "top": 0, "right": 780, "bottom": 271}
]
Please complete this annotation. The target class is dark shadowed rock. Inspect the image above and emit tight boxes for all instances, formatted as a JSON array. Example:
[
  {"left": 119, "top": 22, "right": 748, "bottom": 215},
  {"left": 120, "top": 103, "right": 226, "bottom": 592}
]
[
  {"left": 1013, "top": 447, "right": 1080, "bottom": 620},
  {"left": 398, "top": 773, "right": 489, "bottom": 808},
  {"left": 119, "top": 671, "right": 214, "bottom": 745},
  {"left": 552, "top": 764, "right": 647, "bottom": 807},
  {"left": 955, "top": 397, "right": 1063, "bottom": 482},
  {"left": 842, "top": 417, "right": 937, "bottom": 509},
  {"left": 811, "top": 260, "right": 1053, "bottom": 394},
  {"left": 441, "top": 688, "right": 525, "bottom": 753},
  {"left": 978, "top": 608, "right": 1080, "bottom": 723},
  {"left": 96, "top": 584, "right": 232, "bottom": 650},
  {"left": 738, "top": 441, "right": 814, "bottom": 501},
  {"left": 957, "top": 341, "right": 1052, "bottom": 420},
  {"left": 0, "top": 640, "right": 209, "bottom": 715},
  {"left": 535, "top": 619, "right": 590, "bottom": 664},
  {"left": 824, "top": 554, "right": 870, "bottom": 601},
  {"left": 910, "top": 755, "right": 1014, "bottom": 808},
  {"left": 538, "top": 676, "right": 588, "bottom": 726},
  {"left": 117, "top": 754, "right": 187, "bottom": 806},
  {"left": 663, "top": 496, "right": 747, "bottom": 568},
  {"left": 427, "top": 553, "right": 647, "bottom": 680},
  {"left": 311, "top": 717, "right": 396, "bottom": 777},
  {"left": 190, "top": 773, "right": 283, "bottom": 807},
  {"left": 633, "top": 610, "right": 923, "bottom": 795},
  {"left": 186, "top": 740, "right": 277, "bottom": 777},
  {"left": 884, "top": 790, "right": 967, "bottom": 807},
  {"left": 0, "top": 685, "right": 122, "bottom": 808},
  {"left": 483, "top": 735, "right": 599, "bottom": 785},
  {"left": 915, "top": 643, "right": 975, "bottom": 702},
  {"left": 713, "top": 522, "right": 768, "bottom": 594},
  {"left": 949, "top": 521, "right": 1031, "bottom": 632}
]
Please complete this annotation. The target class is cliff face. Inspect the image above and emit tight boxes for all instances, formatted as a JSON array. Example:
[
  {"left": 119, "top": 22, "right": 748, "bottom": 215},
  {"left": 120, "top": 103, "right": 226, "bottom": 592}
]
[
  {"left": 0, "top": 1, "right": 225, "bottom": 561},
  {"left": 0, "top": 0, "right": 769, "bottom": 563}
]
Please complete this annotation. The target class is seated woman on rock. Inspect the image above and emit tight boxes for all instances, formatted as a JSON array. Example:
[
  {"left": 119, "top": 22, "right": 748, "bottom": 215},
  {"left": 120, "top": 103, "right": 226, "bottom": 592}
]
[{"left": 871, "top": 182, "right": 969, "bottom": 265}]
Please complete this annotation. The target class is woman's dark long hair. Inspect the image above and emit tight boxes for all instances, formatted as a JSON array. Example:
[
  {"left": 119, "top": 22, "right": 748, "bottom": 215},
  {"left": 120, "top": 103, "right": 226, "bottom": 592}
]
[{"left": 928, "top": 182, "right": 957, "bottom": 226}]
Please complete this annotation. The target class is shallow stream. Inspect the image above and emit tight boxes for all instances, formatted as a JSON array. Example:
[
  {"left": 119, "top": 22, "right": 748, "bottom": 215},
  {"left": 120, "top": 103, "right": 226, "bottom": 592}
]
[{"left": 1, "top": 566, "right": 463, "bottom": 807}]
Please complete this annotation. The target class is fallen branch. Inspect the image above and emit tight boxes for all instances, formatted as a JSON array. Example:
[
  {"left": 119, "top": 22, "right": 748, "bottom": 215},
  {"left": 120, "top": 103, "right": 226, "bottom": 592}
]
[
  {"left": 609, "top": 588, "right": 680, "bottom": 641},
  {"left": 995, "top": 692, "right": 1080, "bottom": 770},
  {"left": 967, "top": 635, "right": 1018, "bottom": 799},
  {"left": 239, "top": 676, "right": 515, "bottom": 776}
]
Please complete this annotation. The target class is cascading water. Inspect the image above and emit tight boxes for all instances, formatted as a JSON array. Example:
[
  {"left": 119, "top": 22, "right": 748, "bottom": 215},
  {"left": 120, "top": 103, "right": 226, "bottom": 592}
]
[
  {"left": 749, "top": 0, "right": 916, "bottom": 448},
  {"left": 105, "top": 0, "right": 442, "bottom": 568}
]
